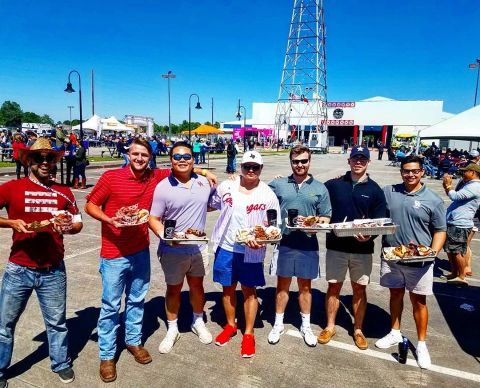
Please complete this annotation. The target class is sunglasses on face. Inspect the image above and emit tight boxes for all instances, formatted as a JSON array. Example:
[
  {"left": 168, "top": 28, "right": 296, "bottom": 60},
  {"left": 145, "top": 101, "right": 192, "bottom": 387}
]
[
  {"left": 242, "top": 164, "right": 261, "bottom": 171},
  {"left": 31, "top": 154, "right": 56, "bottom": 164},
  {"left": 172, "top": 153, "right": 192, "bottom": 161},
  {"left": 291, "top": 158, "right": 309, "bottom": 165},
  {"left": 401, "top": 168, "right": 423, "bottom": 175}
]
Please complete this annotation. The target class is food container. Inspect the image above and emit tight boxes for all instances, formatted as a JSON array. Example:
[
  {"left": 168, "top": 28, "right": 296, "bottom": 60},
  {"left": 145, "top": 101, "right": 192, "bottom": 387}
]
[
  {"left": 331, "top": 218, "right": 396, "bottom": 237},
  {"left": 382, "top": 247, "right": 436, "bottom": 263}
]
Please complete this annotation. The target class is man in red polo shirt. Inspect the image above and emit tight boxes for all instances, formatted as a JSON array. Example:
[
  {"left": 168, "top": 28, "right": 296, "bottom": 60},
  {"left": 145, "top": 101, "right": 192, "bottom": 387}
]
[{"left": 85, "top": 138, "right": 216, "bottom": 383}]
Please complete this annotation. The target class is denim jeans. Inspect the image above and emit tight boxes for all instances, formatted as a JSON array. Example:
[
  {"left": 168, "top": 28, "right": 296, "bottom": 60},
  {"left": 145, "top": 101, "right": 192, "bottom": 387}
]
[
  {"left": 0, "top": 262, "right": 69, "bottom": 379},
  {"left": 97, "top": 248, "right": 150, "bottom": 360}
]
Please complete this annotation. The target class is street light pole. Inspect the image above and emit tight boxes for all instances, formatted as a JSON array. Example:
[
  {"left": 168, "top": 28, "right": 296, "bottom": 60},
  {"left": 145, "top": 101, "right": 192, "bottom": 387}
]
[
  {"left": 188, "top": 93, "right": 202, "bottom": 141},
  {"left": 236, "top": 99, "right": 247, "bottom": 151},
  {"left": 161, "top": 70, "right": 176, "bottom": 137},
  {"left": 67, "top": 105, "right": 74, "bottom": 126},
  {"left": 277, "top": 115, "right": 286, "bottom": 151},
  {"left": 472, "top": 58, "right": 480, "bottom": 107},
  {"left": 211, "top": 97, "right": 214, "bottom": 125},
  {"left": 64, "top": 70, "right": 84, "bottom": 140}
]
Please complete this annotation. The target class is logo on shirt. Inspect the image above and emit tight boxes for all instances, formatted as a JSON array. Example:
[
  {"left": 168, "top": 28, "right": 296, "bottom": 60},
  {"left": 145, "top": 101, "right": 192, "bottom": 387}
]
[
  {"left": 24, "top": 191, "right": 58, "bottom": 213},
  {"left": 413, "top": 200, "right": 421, "bottom": 209},
  {"left": 222, "top": 192, "right": 233, "bottom": 207},
  {"left": 246, "top": 203, "right": 267, "bottom": 214},
  {"left": 197, "top": 181, "right": 204, "bottom": 187}
]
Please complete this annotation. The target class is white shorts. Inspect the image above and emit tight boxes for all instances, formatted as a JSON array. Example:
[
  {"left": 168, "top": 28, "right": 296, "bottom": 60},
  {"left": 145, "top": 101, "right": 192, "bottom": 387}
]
[{"left": 380, "top": 260, "right": 433, "bottom": 295}]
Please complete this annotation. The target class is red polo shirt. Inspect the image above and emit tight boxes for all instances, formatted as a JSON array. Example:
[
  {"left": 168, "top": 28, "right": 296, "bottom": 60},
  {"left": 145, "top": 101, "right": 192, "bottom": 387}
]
[{"left": 86, "top": 167, "right": 170, "bottom": 259}]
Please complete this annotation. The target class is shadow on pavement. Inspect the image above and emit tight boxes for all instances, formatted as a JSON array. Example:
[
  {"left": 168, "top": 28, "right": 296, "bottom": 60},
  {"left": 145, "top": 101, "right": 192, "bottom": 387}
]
[{"left": 433, "top": 281, "right": 480, "bottom": 361}]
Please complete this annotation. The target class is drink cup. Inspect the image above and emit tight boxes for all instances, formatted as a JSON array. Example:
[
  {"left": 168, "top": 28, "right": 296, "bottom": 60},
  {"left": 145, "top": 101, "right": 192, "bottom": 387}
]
[
  {"left": 266, "top": 209, "right": 278, "bottom": 227},
  {"left": 398, "top": 337, "right": 408, "bottom": 364},
  {"left": 164, "top": 219, "right": 176, "bottom": 239},
  {"left": 287, "top": 209, "right": 299, "bottom": 226}
]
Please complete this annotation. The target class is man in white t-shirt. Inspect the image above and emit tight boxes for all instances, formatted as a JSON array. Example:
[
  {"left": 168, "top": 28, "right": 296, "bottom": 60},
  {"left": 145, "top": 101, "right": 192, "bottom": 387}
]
[{"left": 209, "top": 151, "right": 281, "bottom": 358}]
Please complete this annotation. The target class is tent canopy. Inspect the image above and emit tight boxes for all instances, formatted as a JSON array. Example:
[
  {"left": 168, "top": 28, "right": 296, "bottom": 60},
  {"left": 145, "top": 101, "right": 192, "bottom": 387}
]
[
  {"left": 101, "top": 116, "right": 131, "bottom": 132},
  {"left": 181, "top": 124, "right": 224, "bottom": 135},
  {"left": 419, "top": 105, "right": 480, "bottom": 140},
  {"left": 72, "top": 114, "right": 102, "bottom": 132}
]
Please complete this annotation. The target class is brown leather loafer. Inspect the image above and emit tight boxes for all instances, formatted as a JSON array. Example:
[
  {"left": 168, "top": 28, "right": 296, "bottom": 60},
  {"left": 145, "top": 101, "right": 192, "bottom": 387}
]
[
  {"left": 99, "top": 359, "right": 116, "bottom": 383},
  {"left": 126, "top": 345, "right": 152, "bottom": 364},
  {"left": 317, "top": 327, "right": 336, "bottom": 344},
  {"left": 353, "top": 332, "right": 368, "bottom": 350}
]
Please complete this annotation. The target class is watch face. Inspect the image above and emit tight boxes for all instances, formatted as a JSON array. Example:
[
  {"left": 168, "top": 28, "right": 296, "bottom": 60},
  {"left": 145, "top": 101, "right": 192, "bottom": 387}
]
[{"left": 333, "top": 108, "right": 344, "bottom": 119}]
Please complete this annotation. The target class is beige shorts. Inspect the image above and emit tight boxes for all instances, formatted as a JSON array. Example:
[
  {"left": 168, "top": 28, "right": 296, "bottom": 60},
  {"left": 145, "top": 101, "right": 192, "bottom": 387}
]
[
  {"left": 380, "top": 260, "right": 433, "bottom": 295},
  {"left": 159, "top": 248, "right": 209, "bottom": 285},
  {"left": 325, "top": 249, "right": 373, "bottom": 286}
]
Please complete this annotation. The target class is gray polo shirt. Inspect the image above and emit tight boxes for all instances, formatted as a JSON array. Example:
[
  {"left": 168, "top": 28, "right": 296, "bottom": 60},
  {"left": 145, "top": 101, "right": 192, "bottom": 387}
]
[
  {"left": 151, "top": 173, "right": 214, "bottom": 254},
  {"left": 269, "top": 174, "right": 331, "bottom": 250},
  {"left": 382, "top": 183, "right": 446, "bottom": 248}
]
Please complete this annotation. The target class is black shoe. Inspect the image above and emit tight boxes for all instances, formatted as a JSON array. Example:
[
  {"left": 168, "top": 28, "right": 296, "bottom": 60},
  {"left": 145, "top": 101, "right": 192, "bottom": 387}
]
[
  {"left": 0, "top": 378, "right": 8, "bottom": 388},
  {"left": 58, "top": 367, "right": 75, "bottom": 384}
]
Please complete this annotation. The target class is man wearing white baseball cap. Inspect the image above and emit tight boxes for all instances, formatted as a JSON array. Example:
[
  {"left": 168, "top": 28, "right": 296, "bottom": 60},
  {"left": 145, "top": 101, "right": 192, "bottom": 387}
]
[{"left": 469, "top": 150, "right": 480, "bottom": 165}]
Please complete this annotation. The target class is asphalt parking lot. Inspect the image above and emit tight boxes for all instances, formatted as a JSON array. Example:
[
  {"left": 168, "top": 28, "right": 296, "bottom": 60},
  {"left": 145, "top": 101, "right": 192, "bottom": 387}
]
[{"left": 0, "top": 151, "right": 479, "bottom": 387}]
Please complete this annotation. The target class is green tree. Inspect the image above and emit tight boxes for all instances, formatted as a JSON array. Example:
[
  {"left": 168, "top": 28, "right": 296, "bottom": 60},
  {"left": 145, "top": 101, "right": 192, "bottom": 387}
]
[
  {"left": 41, "top": 115, "right": 54, "bottom": 125},
  {"left": 22, "top": 111, "right": 42, "bottom": 123},
  {"left": 214, "top": 121, "right": 220, "bottom": 128},
  {"left": 0, "top": 101, "right": 23, "bottom": 127}
]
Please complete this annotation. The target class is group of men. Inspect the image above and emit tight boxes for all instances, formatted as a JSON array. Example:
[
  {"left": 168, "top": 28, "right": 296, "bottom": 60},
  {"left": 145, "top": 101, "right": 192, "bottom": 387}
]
[{"left": 0, "top": 136, "right": 476, "bottom": 386}]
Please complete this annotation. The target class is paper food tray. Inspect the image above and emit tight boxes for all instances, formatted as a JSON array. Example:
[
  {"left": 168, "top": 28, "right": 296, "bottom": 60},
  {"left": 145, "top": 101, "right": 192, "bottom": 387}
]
[
  {"left": 284, "top": 218, "right": 332, "bottom": 232},
  {"left": 116, "top": 218, "right": 149, "bottom": 228},
  {"left": 332, "top": 224, "right": 397, "bottom": 237},
  {"left": 161, "top": 236, "right": 209, "bottom": 245}
]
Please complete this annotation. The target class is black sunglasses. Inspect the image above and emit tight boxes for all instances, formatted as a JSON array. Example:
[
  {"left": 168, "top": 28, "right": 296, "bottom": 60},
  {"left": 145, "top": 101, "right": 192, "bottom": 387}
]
[
  {"left": 242, "top": 164, "right": 261, "bottom": 171},
  {"left": 172, "top": 153, "right": 192, "bottom": 161},
  {"left": 31, "top": 154, "right": 56, "bottom": 164},
  {"left": 291, "top": 158, "right": 309, "bottom": 165}
]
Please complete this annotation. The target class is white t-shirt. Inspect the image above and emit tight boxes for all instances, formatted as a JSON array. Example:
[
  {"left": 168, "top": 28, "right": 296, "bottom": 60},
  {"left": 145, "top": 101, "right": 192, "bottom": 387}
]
[{"left": 218, "top": 190, "right": 251, "bottom": 253}]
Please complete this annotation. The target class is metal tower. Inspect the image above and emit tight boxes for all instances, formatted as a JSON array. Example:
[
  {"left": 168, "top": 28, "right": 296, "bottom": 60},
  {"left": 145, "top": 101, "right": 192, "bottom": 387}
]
[{"left": 275, "top": 0, "right": 328, "bottom": 150}]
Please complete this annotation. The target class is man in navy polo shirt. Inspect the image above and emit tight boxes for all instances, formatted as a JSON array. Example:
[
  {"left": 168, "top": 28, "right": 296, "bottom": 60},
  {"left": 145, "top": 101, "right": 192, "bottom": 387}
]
[
  {"left": 268, "top": 145, "right": 331, "bottom": 347},
  {"left": 319, "top": 146, "right": 386, "bottom": 350}
]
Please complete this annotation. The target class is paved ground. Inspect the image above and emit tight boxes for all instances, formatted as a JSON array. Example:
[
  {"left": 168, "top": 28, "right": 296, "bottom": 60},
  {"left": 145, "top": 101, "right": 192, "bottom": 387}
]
[{"left": 0, "top": 150, "right": 479, "bottom": 387}]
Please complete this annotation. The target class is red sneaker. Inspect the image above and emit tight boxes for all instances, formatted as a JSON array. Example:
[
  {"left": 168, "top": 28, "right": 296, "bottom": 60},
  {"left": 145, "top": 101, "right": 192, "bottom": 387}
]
[
  {"left": 215, "top": 324, "right": 237, "bottom": 346},
  {"left": 241, "top": 334, "right": 255, "bottom": 358}
]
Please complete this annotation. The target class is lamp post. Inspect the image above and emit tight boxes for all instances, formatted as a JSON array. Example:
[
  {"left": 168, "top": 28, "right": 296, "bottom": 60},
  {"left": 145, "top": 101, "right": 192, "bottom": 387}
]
[
  {"left": 470, "top": 58, "right": 480, "bottom": 107},
  {"left": 64, "top": 70, "right": 84, "bottom": 140},
  {"left": 161, "top": 70, "right": 176, "bottom": 137},
  {"left": 236, "top": 100, "right": 247, "bottom": 151},
  {"left": 188, "top": 93, "right": 202, "bottom": 141},
  {"left": 276, "top": 114, "right": 287, "bottom": 151},
  {"left": 67, "top": 105, "right": 74, "bottom": 126}
]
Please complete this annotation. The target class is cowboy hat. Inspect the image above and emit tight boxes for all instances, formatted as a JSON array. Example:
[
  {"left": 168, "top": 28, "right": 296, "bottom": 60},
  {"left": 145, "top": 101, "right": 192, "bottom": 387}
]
[{"left": 18, "top": 138, "right": 64, "bottom": 166}]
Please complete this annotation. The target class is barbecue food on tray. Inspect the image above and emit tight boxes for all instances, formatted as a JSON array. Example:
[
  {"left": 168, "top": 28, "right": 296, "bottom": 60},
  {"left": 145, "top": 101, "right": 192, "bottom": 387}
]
[
  {"left": 115, "top": 205, "right": 149, "bottom": 225},
  {"left": 26, "top": 219, "right": 52, "bottom": 231},
  {"left": 390, "top": 243, "right": 435, "bottom": 259},
  {"left": 185, "top": 228, "right": 207, "bottom": 239},
  {"left": 236, "top": 225, "right": 281, "bottom": 243}
]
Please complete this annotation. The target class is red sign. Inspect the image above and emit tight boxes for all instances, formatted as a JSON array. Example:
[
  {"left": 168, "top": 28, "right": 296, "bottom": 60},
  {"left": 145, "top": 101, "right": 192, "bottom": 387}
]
[
  {"left": 320, "top": 120, "right": 355, "bottom": 126},
  {"left": 327, "top": 102, "right": 355, "bottom": 108},
  {"left": 469, "top": 64, "right": 479, "bottom": 68}
]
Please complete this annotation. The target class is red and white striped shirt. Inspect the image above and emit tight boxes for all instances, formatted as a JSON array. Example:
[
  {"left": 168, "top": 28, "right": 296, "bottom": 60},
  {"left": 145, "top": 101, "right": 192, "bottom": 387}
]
[{"left": 86, "top": 167, "right": 170, "bottom": 259}]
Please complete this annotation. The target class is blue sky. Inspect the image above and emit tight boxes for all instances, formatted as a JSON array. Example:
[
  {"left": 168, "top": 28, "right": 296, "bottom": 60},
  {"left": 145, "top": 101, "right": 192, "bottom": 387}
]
[{"left": 0, "top": 0, "right": 479, "bottom": 125}]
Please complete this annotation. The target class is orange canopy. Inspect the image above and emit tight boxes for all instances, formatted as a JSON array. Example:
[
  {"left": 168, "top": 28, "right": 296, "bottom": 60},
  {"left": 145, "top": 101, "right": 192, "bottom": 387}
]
[{"left": 181, "top": 124, "right": 224, "bottom": 135}]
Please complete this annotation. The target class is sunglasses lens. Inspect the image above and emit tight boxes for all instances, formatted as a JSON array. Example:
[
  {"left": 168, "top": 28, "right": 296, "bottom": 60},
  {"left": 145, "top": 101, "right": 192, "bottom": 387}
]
[
  {"left": 173, "top": 153, "right": 192, "bottom": 161},
  {"left": 32, "top": 154, "right": 55, "bottom": 164},
  {"left": 183, "top": 154, "right": 192, "bottom": 160},
  {"left": 243, "top": 164, "right": 260, "bottom": 171}
]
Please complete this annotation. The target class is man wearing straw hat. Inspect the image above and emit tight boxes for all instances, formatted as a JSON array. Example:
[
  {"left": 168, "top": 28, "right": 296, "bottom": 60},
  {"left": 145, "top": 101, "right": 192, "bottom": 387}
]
[
  {"left": 319, "top": 146, "right": 386, "bottom": 350},
  {"left": 0, "top": 138, "right": 83, "bottom": 386}
]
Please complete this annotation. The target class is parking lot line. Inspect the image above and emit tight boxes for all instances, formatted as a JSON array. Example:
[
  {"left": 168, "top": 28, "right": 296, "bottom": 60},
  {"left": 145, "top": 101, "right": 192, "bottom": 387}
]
[{"left": 285, "top": 329, "right": 480, "bottom": 383}]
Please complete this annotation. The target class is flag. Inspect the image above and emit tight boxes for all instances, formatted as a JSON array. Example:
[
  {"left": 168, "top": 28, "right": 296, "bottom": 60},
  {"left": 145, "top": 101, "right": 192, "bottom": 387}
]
[
  {"left": 289, "top": 93, "right": 300, "bottom": 101},
  {"left": 469, "top": 63, "right": 478, "bottom": 69}
]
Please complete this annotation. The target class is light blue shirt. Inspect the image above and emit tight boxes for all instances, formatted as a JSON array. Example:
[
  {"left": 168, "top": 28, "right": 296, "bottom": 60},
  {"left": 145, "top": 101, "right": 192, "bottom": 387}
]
[{"left": 446, "top": 180, "right": 480, "bottom": 228}]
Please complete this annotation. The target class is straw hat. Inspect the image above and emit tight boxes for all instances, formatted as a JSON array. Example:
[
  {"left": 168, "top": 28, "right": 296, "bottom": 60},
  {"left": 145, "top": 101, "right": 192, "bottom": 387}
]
[{"left": 18, "top": 138, "right": 64, "bottom": 166}]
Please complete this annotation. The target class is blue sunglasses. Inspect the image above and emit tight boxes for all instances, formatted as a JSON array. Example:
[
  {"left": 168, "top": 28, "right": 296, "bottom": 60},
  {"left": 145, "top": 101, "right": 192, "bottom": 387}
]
[{"left": 172, "top": 153, "right": 193, "bottom": 161}]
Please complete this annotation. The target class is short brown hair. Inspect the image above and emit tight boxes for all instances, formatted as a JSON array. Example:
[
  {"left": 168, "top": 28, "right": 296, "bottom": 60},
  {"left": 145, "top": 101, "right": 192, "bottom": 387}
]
[
  {"left": 129, "top": 138, "right": 152, "bottom": 155},
  {"left": 289, "top": 145, "right": 311, "bottom": 160}
]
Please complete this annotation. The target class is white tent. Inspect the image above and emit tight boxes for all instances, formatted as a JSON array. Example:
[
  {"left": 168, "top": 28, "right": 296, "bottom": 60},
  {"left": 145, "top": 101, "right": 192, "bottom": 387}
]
[
  {"left": 101, "top": 116, "right": 132, "bottom": 133},
  {"left": 419, "top": 105, "right": 480, "bottom": 140},
  {"left": 72, "top": 114, "right": 102, "bottom": 132}
]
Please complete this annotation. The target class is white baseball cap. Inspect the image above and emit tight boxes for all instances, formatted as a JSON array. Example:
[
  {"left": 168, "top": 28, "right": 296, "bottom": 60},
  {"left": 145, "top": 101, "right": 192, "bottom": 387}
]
[
  {"left": 241, "top": 151, "right": 263, "bottom": 165},
  {"left": 469, "top": 150, "right": 479, "bottom": 157}
]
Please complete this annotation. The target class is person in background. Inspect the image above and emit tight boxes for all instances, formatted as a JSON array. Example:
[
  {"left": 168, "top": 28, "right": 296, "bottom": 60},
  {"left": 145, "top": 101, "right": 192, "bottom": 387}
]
[
  {"left": 377, "top": 140, "right": 385, "bottom": 160},
  {"left": 200, "top": 139, "right": 207, "bottom": 164},
  {"left": 12, "top": 133, "right": 28, "bottom": 180},
  {"left": 148, "top": 135, "right": 158, "bottom": 169},
  {"left": 63, "top": 138, "right": 77, "bottom": 187},
  {"left": 192, "top": 139, "right": 201, "bottom": 165},
  {"left": 73, "top": 141, "right": 87, "bottom": 189},
  {"left": 226, "top": 139, "right": 237, "bottom": 174}
]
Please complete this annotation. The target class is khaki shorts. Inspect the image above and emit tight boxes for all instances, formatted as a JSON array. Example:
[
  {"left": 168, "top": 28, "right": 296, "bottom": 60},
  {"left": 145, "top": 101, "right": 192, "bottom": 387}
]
[
  {"left": 159, "top": 248, "right": 209, "bottom": 285},
  {"left": 325, "top": 249, "right": 372, "bottom": 286},
  {"left": 380, "top": 260, "right": 433, "bottom": 295}
]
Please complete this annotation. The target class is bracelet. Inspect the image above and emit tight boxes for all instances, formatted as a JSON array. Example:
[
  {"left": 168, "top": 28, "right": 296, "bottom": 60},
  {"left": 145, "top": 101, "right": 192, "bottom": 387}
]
[
  {"left": 201, "top": 169, "right": 207, "bottom": 176},
  {"left": 445, "top": 185, "right": 452, "bottom": 190}
]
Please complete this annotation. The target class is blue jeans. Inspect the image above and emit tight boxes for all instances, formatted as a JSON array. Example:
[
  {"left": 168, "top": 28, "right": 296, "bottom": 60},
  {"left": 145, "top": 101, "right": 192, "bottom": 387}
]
[
  {"left": 122, "top": 153, "right": 130, "bottom": 167},
  {"left": 97, "top": 248, "right": 150, "bottom": 360},
  {"left": 0, "top": 262, "right": 69, "bottom": 379}
]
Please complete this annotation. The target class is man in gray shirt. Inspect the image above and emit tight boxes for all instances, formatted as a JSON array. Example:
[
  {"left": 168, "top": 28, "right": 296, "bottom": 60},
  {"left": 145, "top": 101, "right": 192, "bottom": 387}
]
[
  {"left": 442, "top": 163, "right": 480, "bottom": 285},
  {"left": 376, "top": 155, "right": 446, "bottom": 369}
]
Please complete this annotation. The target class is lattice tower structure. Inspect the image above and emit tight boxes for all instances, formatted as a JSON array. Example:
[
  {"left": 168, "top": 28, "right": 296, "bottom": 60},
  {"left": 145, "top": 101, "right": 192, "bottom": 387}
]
[{"left": 275, "top": 0, "right": 328, "bottom": 146}]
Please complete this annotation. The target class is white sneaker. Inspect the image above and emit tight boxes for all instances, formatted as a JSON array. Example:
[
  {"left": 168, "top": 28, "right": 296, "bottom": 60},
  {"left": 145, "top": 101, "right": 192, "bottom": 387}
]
[
  {"left": 416, "top": 344, "right": 432, "bottom": 369},
  {"left": 158, "top": 330, "right": 180, "bottom": 354},
  {"left": 375, "top": 331, "right": 403, "bottom": 349},
  {"left": 267, "top": 324, "right": 285, "bottom": 345},
  {"left": 300, "top": 326, "right": 317, "bottom": 347},
  {"left": 191, "top": 322, "right": 213, "bottom": 344}
]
